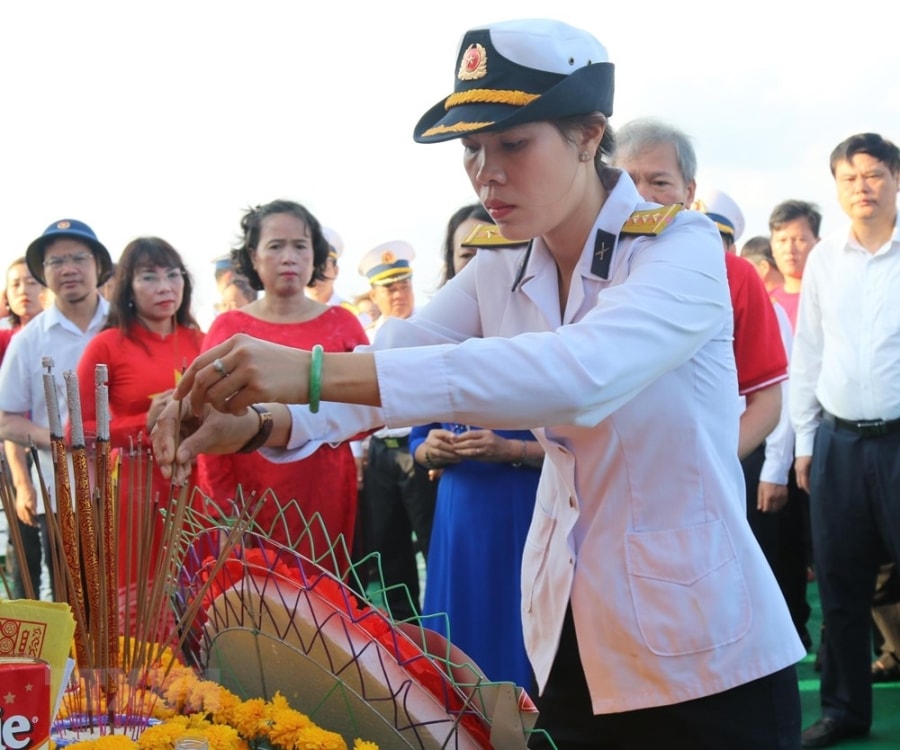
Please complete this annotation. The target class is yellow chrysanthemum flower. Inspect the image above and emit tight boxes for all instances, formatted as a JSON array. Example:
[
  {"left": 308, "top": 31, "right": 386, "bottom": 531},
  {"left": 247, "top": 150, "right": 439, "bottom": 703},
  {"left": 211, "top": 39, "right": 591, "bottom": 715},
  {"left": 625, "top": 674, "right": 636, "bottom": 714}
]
[
  {"left": 69, "top": 736, "right": 138, "bottom": 750},
  {"left": 57, "top": 642, "right": 380, "bottom": 750}
]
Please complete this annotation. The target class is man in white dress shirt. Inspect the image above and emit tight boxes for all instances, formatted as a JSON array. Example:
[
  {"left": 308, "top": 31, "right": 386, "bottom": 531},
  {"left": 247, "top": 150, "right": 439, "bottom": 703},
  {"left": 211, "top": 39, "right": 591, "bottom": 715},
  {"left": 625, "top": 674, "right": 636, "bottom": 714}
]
[
  {"left": 791, "top": 132, "right": 900, "bottom": 748},
  {"left": 0, "top": 218, "right": 112, "bottom": 599}
]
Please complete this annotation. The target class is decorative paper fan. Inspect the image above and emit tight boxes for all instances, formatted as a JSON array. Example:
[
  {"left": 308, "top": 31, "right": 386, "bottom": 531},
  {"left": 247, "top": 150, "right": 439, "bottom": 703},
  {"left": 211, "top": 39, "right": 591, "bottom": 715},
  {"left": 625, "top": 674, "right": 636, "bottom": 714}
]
[{"left": 172, "top": 502, "right": 550, "bottom": 749}]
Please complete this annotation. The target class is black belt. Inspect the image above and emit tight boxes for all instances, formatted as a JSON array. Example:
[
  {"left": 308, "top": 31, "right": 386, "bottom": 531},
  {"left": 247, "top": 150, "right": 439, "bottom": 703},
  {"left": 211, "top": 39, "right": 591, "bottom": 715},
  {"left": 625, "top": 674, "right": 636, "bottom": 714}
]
[
  {"left": 823, "top": 411, "right": 900, "bottom": 438},
  {"left": 372, "top": 434, "right": 409, "bottom": 448}
]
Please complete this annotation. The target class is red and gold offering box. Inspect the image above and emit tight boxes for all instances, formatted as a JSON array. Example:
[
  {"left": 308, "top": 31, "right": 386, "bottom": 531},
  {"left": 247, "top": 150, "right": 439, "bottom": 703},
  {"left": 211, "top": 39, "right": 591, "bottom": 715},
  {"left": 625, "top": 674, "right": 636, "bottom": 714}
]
[
  {"left": 0, "top": 600, "right": 75, "bottom": 711},
  {"left": 0, "top": 657, "right": 52, "bottom": 750}
]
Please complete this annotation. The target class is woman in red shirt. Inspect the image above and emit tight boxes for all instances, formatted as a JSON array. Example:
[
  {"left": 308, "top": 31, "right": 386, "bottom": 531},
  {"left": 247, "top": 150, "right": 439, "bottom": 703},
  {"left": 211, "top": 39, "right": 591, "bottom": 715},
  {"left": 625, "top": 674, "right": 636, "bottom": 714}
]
[
  {"left": 198, "top": 200, "right": 368, "bottom": 577},
  {"left": 75, "top": 237, "right": 203, "bottom": 637}
]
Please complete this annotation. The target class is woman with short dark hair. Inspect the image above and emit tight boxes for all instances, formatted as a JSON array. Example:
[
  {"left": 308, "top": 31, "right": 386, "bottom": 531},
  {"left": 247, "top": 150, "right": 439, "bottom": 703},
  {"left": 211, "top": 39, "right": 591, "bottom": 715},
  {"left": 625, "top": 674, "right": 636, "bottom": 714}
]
[{"left": 196, "top": 200, "right": 368, "bottom": 577}]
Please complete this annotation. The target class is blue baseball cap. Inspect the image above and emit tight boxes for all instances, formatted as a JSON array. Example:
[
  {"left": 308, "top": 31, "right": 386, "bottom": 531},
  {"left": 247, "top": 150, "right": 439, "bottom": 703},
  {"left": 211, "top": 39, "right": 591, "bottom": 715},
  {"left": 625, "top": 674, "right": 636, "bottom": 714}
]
[{"left": 26, "top": 218, "right": 113, "bottom": 287}]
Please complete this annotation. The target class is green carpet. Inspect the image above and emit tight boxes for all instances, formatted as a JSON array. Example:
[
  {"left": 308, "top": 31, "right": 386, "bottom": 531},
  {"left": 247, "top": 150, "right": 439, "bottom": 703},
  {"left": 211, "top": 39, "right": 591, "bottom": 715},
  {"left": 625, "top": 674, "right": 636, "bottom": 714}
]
[{"left": 799, "top": 583, "right": 900, "bottom": 747}]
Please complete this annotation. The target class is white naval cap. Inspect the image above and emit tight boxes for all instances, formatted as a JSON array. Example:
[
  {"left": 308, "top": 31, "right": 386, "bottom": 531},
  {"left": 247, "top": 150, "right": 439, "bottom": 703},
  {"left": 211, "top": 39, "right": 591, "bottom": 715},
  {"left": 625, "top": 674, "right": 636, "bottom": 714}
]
[
  {"left": 692, "top": 188, "right": 745, "bottom": 243},
  {"left": 358, "top": 240, "right": 415, "bottom": 286},
  {"left": 322, "top": 227, "right": 344, "bottom": 260}
]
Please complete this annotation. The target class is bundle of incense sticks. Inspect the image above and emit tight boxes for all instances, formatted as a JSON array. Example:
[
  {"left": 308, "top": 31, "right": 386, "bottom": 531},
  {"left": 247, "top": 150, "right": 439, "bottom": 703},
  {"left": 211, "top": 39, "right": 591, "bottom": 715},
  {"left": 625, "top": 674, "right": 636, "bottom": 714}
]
[
  {"left": 0, "top": 446, "right": 39, "bottom": 600},
  {"left": 31, "top": 359, "right": 265, "bottom": 727}
]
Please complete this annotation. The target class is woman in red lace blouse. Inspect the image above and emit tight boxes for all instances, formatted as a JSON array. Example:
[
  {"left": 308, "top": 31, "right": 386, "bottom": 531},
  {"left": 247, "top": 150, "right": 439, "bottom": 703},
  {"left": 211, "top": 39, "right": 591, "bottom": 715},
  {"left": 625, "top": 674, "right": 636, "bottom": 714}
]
[{"left": 197, "top": 200, "right": 368, "bottom": 576}]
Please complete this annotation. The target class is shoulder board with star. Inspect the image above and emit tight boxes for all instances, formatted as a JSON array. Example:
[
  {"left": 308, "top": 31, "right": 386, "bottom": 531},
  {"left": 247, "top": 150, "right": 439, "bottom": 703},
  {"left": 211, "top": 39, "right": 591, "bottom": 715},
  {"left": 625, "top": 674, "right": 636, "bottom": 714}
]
[
  {"left": 460, "top": 223, "right": 528, "bottom": 248},
  {"left": 620, "top": 204, "right": 683, "bottom": 236}
]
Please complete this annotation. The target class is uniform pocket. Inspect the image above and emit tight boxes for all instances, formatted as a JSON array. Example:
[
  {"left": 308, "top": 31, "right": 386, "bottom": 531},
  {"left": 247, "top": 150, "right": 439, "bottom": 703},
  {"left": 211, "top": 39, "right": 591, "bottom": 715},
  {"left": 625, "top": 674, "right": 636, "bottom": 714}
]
[
  {"left": 521, "top": 505, "right": 557, "bottom": 615},
  {"left": 625, "top": 519, "right": 751, "bottom": 656}
]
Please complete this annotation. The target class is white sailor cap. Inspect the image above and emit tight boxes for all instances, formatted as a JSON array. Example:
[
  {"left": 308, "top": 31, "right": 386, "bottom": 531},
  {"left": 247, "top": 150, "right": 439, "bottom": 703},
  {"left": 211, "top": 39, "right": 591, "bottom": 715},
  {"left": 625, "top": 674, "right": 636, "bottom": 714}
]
[
  {"left": 358, "top": 240, "right": 415, "bottom": 286},
  {"left": 692, "top": 188, "right": 745, "bottom": 243},
  {"left": 322, "top": 227, "right": 344, "bottom": 260}
]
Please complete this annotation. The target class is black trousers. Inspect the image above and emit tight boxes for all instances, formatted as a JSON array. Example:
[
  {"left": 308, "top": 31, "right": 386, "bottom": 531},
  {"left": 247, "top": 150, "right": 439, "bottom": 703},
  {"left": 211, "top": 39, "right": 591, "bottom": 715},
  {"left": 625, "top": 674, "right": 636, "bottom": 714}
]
[
  {"left": 810, "top": 418, "right": 900, "bottom": 730},
  {"left": 529, "top": 606, "right": 801, "bottom": 749},
  {"left": 744, "top": 445, "right": 812, "bottom": 648},
  {"left": 362, "top": 436, "right": 436, "bottom": 621},
  {"left": 775, "top": 466, "right": 812, "bottom": 647},
  {"left": 742, "top": 443, "right": 779, "bottom": 569}
]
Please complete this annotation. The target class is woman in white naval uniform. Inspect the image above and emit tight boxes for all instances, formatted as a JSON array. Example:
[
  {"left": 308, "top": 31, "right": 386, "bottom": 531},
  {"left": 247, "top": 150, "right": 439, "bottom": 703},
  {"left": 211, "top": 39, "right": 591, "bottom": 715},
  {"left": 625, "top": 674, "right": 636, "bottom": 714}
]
[{"left": 154, "top": 18, "right": 805, "bottom": 750}]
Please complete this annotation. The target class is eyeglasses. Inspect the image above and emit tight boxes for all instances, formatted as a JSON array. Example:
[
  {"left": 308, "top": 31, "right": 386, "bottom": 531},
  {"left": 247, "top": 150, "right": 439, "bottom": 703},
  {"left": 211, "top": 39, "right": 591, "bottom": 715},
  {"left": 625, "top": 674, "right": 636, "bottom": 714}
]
[
  {"left": 43, "top": 253, "right": 94, "bottom": 270},
  {"left": 134, "top": 269, "right": 185, "bottom": 287}
]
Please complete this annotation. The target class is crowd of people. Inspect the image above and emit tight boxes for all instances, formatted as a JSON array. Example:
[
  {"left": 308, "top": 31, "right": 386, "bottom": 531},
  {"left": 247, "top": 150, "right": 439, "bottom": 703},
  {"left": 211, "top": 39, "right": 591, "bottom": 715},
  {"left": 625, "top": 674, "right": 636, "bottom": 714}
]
[{"left": 1, "top": 16, "right": 898, "bottom": 750}]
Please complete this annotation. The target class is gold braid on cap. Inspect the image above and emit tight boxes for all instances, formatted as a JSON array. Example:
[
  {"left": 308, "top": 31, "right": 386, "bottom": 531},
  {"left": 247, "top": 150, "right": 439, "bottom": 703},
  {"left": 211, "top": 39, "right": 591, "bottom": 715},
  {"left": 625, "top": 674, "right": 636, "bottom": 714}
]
[
  {"left": 420, "top": 90, "right": 541, "bottom": 138},
  {"left": 445, "top": 88, "right": 540, "bottom": 109},
  {"left": 422, "top": 121, "right": 496, "bottom": 137}
]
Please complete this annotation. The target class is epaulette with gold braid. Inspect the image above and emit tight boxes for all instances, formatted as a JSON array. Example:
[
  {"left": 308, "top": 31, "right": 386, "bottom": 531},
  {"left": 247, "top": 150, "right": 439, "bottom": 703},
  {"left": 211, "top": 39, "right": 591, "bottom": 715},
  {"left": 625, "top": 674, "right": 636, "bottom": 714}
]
[
  {"left": 620, "top": 204, "right": 682, "bottom": 236},
  {"left": 460, "top": 223, "right": 528, "bottom": 248}
]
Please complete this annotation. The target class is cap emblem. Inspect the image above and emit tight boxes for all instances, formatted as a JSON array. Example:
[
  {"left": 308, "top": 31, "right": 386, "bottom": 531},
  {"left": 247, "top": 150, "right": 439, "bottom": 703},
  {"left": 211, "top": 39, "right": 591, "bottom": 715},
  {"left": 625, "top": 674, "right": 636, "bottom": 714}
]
[
  {"left": 458, "top": 43, "right": 487, "bottom": 81},
  {"left": 56, "top": 220, "right": 71, "bottom": 229},
  {"left": 381, "top": 251, "right": 396, "bottom": 264}
]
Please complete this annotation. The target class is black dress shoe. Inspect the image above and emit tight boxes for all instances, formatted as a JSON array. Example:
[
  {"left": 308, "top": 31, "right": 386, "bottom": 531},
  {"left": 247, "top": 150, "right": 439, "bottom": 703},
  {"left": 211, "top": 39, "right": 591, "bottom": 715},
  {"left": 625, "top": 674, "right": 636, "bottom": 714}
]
[
  {"left": 872, "top": 658, "right": 900, "bottom": 682},
  {"left": 801, "top": 717, "right": 869, "bottom": 748}
]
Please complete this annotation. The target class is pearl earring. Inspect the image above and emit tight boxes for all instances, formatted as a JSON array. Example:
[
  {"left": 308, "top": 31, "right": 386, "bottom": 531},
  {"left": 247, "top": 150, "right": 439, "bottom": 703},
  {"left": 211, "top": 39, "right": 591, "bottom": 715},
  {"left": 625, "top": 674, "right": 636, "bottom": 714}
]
[{"left": 579, "top": 152, "right": 591, "bottom": 162}]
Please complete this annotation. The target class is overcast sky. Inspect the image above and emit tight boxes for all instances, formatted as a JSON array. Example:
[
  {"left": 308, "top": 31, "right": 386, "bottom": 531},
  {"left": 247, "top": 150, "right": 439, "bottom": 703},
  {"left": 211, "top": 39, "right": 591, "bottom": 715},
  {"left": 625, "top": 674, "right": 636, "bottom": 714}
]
[{"left": 2, "top": 0, "right": 897, "bottom": 327}]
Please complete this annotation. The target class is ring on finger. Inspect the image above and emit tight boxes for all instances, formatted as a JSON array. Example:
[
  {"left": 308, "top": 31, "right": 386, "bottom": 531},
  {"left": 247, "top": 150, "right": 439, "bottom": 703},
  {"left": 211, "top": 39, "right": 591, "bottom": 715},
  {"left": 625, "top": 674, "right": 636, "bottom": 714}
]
[{"left": 213, "top": 358, "right": 228, "bottom": 378}]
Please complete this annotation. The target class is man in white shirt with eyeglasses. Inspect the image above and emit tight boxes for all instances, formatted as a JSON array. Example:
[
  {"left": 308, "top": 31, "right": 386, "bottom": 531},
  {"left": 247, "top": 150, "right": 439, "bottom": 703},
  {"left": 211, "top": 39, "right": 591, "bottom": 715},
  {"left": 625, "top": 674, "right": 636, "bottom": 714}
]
[{"left": 0, "top": 218, "right": 111, "bottom": 600}]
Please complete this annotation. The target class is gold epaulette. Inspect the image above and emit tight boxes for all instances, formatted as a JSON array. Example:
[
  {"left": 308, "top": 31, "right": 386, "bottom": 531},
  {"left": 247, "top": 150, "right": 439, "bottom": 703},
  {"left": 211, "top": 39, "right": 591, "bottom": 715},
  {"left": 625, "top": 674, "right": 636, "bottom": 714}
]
[
  {"left": 460, "top": 223, "right": 528, "bottom": 248},
  {"left": 620, "top": 204, "right": 682, "bottom": 236}
]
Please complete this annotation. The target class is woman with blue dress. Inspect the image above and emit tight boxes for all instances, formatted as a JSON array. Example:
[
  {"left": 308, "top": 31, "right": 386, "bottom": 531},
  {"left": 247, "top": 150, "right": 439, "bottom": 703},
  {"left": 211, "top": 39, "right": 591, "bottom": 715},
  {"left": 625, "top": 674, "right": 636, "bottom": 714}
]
[
  {"left": 411, "top": 420, "right": 541, "bottom": 688},
  {"left": 411, "top": 204, "right": 544, "bottom": 689}
]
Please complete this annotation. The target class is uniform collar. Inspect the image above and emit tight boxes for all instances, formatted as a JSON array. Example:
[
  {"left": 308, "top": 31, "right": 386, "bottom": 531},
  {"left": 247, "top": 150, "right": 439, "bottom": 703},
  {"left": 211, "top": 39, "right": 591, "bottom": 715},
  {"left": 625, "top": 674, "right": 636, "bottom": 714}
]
[{"left": 514, "top": 169, "right": 643, "bottom": 292}]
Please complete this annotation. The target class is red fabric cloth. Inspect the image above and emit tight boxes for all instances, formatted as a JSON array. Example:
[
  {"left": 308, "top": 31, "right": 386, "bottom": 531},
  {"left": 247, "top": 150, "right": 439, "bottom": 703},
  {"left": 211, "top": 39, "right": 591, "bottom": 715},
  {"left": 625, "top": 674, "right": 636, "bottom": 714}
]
[
  {"left": 197, "top": 307, "right": 368, "bottom": 576},
  {"left": 76, "top": 323, "right": 204, "bottom": 450},
  {"left": 75, "top": 323, "right": 204, "bottom": 598},
  {"left": 725, "top": 253, "right": 788, "bottom": 395},
  {"left": 0, "top": 326, "right": 17, "bottom": 364}
]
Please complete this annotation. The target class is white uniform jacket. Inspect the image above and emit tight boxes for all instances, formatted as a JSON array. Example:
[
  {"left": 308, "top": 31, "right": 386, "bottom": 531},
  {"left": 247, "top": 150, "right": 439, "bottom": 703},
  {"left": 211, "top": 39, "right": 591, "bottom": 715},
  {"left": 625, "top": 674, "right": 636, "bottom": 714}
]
[{"left": 268, "top": 172, "right": 805, "bottom": 713}]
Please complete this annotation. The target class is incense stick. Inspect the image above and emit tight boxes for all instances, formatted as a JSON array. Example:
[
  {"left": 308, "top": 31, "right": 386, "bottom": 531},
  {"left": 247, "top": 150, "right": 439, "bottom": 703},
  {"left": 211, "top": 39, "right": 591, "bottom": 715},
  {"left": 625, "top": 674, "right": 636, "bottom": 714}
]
[
  {"left": 42, "top": 358, "right": 90, "bottom": 675},
  {"left": 34, "top": 363, "right": 276, "bottom": 729},
  {"left": 0, "top": 450, "right": 36, "bottom": 599}
]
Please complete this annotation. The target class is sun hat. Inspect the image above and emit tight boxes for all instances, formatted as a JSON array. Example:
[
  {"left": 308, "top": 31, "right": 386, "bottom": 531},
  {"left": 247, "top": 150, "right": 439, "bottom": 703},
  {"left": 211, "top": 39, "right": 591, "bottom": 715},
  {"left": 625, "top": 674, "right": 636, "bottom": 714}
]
[
  {"left": 26, "top": 218, "right": 113, "bottom": 287},
  {"left": 414, "top": 18, "right": 614, "bottom": 144}
]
